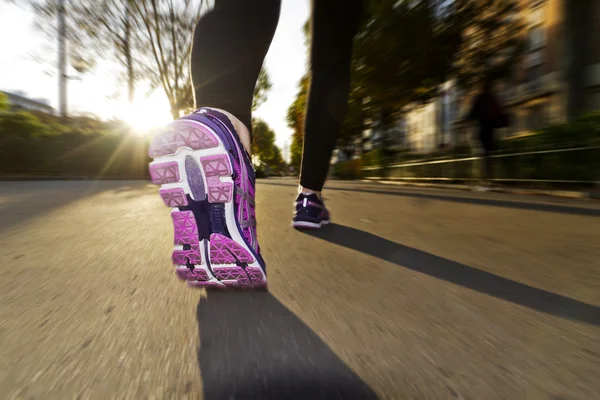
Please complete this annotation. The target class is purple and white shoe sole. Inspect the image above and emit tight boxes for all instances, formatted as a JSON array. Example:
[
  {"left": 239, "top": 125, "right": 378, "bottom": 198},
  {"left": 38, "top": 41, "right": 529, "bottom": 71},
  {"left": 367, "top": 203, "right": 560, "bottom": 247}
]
[{"left": 149, "top": 117, "right": 267, "bottom": 289}]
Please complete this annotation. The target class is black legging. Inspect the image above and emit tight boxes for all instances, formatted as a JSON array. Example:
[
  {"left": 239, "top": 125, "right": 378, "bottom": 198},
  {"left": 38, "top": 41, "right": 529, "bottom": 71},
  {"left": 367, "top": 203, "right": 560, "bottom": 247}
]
[{"left": 191, "top": 0, "right": 363, "bottom": 191}]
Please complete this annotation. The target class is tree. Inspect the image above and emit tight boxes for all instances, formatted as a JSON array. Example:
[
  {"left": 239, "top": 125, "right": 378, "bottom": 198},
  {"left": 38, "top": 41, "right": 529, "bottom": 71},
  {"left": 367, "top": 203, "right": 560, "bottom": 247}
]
[
  {"left": 175, "top": 79, "right": 195, "bottom": 116},
  {"left": 131, "top": 0, "right": 206, "bottom": 119},
  {"left": 330, "top": 0, "right": 524, "bottom": 148},
  {"left": 27, "top": 0, "right": 139, "bottom": 107},
  {"left": 251, "top": 119, "right": 275, "bottom": 161},
  {"left": 337, "top": 83, "right": 366, "bottom": 157},
  {"left": 286, "top": 74, "right": 309, "bottom": 171},
  {"left": 286, "top": 1, "right": 469, "bottom": 161},
  {"left": 350, "top": 0, "right": 464, "bottom": 126},
  {"left": 252, "top": 118, "right": 284, "bottom": 174},
  {"left": 452, "top": 0, "right": 525, "bottom": 92},
  {"left": 23, "top": 0, "right": 94, "bottom": 117},
  {"left": 28, "top": 0, "right": 206, "bottom": 119},
  {"left": 253, "top": 67, "right": 272, "bottom": 111},
  {"left": 69, "top": 0, "right": 141, "bottom": 103},
  {"left": 284, "top": 19, "right": 311, "bottom": 172}
]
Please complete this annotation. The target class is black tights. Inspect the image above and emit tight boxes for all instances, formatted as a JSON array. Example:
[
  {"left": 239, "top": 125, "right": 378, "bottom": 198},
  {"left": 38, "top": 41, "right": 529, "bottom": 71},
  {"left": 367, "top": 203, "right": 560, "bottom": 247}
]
[{"left": 191, "top": 0, "right": 363, "bottom": 191}]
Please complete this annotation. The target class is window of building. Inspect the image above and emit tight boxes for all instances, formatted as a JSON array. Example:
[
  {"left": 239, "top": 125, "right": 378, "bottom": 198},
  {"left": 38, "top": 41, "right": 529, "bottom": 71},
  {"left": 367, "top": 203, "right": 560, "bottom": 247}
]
[
  {"left": 525, "top": 104, "right": 546, "bottom": 131},
  {"left": 525, "top": 64, "right": 543, "bottom": 91},
  {"left": 500, "top": 81, "right": 517, "bottom": 101},
  {"left": 527, "top": 25, "right": 545, "bottom": 50}
]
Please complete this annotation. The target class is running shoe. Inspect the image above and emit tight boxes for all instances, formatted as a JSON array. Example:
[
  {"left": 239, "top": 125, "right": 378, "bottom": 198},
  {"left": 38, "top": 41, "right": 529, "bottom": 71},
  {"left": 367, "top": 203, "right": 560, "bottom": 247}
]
[
  {"left": 292, "top": 193, "right": 330, "bottom": 229},
  {"left": 148, "top": 108, "right": 266, "bottom": 289}
]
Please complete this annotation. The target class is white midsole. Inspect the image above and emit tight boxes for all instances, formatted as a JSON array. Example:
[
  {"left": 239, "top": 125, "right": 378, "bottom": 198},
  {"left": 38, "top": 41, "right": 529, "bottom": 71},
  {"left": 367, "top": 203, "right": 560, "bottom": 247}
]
[{"left": 292, "top": 220, "right": 330, "bottom": 229}]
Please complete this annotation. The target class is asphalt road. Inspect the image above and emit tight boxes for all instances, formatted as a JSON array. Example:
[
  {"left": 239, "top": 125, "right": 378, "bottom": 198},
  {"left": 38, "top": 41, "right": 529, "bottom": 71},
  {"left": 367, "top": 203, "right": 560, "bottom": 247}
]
[{"left": 0, "top": 179, "right": 599, "bottom": 400}]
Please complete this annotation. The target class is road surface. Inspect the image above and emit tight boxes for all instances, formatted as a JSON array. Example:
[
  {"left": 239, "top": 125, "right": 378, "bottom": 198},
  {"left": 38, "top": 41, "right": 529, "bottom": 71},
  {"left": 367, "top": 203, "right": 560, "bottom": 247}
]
[{"left": 0, "top": 179, "right": 599, "bottom": 399}]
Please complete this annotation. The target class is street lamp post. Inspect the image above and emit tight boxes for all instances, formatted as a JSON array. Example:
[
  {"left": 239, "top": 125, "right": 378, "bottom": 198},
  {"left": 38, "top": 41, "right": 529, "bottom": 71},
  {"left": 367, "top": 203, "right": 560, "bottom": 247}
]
[{"left": 57, "top": 0, "right": 67, "bottom": 119}]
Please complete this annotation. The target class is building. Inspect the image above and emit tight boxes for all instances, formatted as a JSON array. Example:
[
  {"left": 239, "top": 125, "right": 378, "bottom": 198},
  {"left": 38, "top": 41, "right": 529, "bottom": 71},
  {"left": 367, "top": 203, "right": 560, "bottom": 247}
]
[
  {"left": 404, "top": 102, "right": 437, "bottom": 153},
  {"left": 504, "top": 0, "right": 600, "bottom": 132},
  {"left": 1, "top": 90, "right": 55, "bottom": 115},
  {"left": 400, "top": 0, "right": 600, "bottom": 153},
  {"left": 490, "top": 0, "right": 600, "bottom": 133},
  {"left": 401, "top": 81, "right": 461, "bottom": 153}
]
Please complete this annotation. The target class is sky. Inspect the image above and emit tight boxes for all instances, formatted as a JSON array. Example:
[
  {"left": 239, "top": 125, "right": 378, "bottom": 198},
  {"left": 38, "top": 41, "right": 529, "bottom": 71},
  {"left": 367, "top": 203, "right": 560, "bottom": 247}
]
[{"left": 0, "top": 1, "right": 310, "bottom": 155}]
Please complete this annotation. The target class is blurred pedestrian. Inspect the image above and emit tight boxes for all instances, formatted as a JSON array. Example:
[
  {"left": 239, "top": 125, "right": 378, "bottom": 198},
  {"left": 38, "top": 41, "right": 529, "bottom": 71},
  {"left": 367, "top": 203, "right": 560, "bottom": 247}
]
[
  {"left": 466, "top": 77, "right": 508, "bottom": 190},
  {"left": 148, "top": 0, "right": 363, "bottom": 289}
]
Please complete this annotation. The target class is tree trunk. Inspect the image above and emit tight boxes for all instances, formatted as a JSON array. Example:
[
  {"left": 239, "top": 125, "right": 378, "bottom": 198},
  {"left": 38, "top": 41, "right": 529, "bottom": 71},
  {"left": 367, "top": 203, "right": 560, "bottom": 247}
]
[
  {"left": 58, "top": 0, "right": 68, "bottom": 119},
  {"left": 170, "top": 106, "right": 179, "bottom": 120},
  {"left": 125, "top": 0, "right": 135, "bottom": 104}
]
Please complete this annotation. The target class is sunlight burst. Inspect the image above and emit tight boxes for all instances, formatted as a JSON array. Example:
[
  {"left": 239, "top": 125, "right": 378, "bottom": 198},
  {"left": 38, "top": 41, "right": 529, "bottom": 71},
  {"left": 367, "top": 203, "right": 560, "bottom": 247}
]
[{"left": 121, "top": 100, "right": 172, "bottom": 135}]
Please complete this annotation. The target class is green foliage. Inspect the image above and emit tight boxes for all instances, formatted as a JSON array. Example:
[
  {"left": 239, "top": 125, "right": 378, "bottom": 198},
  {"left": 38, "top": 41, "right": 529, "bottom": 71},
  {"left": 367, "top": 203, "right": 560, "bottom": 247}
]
[
  {"left": 0, "top": 92, "right": 8, "bottom": 112},
  {"left": 498, "top": 112, "right": 600, "bottom": 153},
  {"left": 361, "top": 148, "right": 409, "bottom": 167},
  {"left": 252, "top": 67, "right": 273, "bottom": 111},
  {"left": 291, "top": 0, "right": 466, "bottom": 168},
  {"left": 251, "top": 118, "right": 285, "bottom": 176},
  {"left": 353, "top": 0, "right": 463, "bottom": 114},
  {"left": 453, "top": 0, "right": 525, "bottom": 90},
  {"left": 286, "top": 74, "right": 310, "bottom": 171},
  {"left": 0, "top": 110, "right": 147, "bottom": 178},
  {"left": 356, "top": 114, "right": 600, "bottom": 183},
  {"left": 250, "top": 70, "right": 276, "bottom": 176},
  {"left": 288, "top": 0, "right": 470, "bottom": 157},
  {"left": 289, "top": 0, "right": 525, "bottom": 158},
  {"left": 363, "top": 144, "right": 472, "bottom": 166},
  {"left": 254, "top": 166, "right": 267, "bottom": 179},
  {"left": 360, "top": 146, "right": 600, "bottom": 184},
  {"left": 252, "top": 119, "right": 276, "bottom": 162},
  {"left": 333, "top": 159, "right": 363, "bottom": 180},
  {"left": 338, "top": 84, "right": 365, "bottom": 147},
  {"left": 0, "top": 111, "right": 48, "bottom": 137}
]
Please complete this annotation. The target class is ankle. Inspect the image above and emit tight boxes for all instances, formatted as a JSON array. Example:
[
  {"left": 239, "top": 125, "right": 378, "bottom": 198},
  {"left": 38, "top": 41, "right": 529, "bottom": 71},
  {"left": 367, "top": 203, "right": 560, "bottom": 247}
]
[
  {"left": 299, "top": 186, "right": 322, "bottom": 200},
  {"left": 206, "top": 108, "right": 251, "bottom": 155}
]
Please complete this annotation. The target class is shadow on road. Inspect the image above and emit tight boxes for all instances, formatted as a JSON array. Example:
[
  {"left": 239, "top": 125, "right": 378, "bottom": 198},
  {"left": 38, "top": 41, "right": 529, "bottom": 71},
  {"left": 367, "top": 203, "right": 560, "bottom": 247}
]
[
  {"left": 302, "top": 224, "right": 600, "bottom": 327},
  {"left": 260, "top": 181, "right": 600, "bottom": 217},
  {"left": 0, "top": 181, "right": 148, "bottom": 235},
  {"left": 196, "top": 291, "right": 378, "bottom": 400}
]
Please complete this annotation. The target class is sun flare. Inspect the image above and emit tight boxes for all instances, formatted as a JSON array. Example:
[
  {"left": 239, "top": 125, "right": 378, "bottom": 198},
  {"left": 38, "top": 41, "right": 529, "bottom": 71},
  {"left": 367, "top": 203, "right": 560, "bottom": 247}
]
[
  {"left": 95, "top": 90, "right": 173, "bottom": 135},
  {"left": 121, "top": 100, "right": 172, "bottom": 135}
]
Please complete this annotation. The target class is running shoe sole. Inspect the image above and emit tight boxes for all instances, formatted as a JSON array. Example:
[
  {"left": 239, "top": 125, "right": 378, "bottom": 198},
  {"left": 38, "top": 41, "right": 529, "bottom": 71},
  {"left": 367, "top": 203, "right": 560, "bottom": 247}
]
[
  {"left": 149, "top": 116, "right": 267, "bottom": 289},
  {"left": 292, "top": 220, "right": 330, "bottom": 229}
]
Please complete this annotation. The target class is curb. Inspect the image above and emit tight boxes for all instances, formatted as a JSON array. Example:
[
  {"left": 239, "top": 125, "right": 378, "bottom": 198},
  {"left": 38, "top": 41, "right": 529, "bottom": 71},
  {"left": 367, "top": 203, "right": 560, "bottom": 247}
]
[{"left": 361, "top": 179, "right": 596, "bottom": 200}]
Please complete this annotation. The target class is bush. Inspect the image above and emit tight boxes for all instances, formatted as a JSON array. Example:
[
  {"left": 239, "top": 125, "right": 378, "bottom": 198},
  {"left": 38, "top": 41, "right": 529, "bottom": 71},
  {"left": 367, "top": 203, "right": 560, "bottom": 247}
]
[
  {"left": 0, "top": 111, "right": 150, "bottom": 178},
  {"left": 254, "top": 166, "right": 267, "bottom": 179},
  {"left": 346, "top": 112, "right": 600, "bottom": 183},
  {"left": 498, "top": 112, "right": 600, "bottom": 153},
  {"left": 362, "top": 149, "right": 389, "bottom": 167},
  {"left": 0, "top": 111, "right": 48, "bottom": 137},
  {"left": 361, "top": 148, "right": 411, "bottom": 166},
  {"left": 0, "top": 92, "right": 8, "bottom": 111},
  {"left": 334, "top": 159, "right": 363, "bottom": 179}
]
